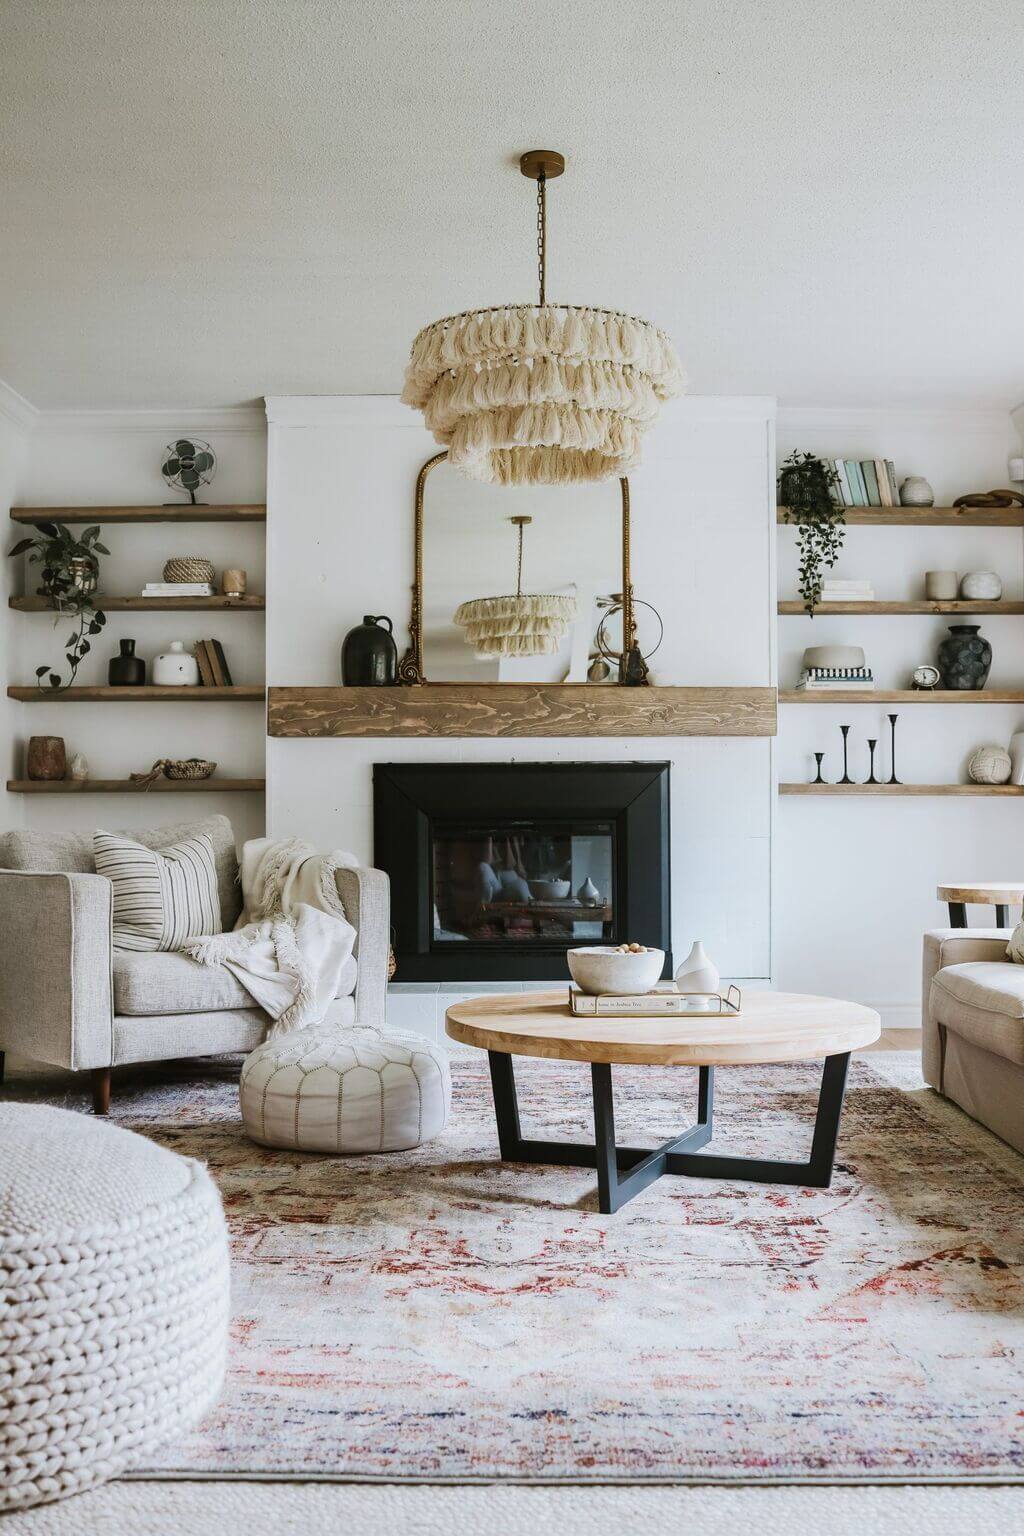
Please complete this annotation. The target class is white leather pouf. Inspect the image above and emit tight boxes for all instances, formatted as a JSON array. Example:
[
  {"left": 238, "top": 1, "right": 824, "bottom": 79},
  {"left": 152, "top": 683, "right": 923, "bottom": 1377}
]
[
  {"left": 0, "top": 1102, "right": 229, "bottom": 1512},
  {"left": 240, "top": 1025, "right": 451, "bottom": 1153}
]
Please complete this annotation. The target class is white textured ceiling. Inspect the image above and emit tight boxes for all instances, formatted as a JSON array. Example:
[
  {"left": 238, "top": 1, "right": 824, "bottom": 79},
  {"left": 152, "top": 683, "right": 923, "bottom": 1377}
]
[{"left": 2, "top": 0, "right": 1023, "bottom": 411}]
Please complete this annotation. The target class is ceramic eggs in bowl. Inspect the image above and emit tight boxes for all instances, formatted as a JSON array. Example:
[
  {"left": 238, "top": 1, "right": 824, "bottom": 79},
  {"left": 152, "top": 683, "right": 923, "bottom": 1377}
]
[{"left": 567, "top": 944, "right": 665, "bottom": 996}]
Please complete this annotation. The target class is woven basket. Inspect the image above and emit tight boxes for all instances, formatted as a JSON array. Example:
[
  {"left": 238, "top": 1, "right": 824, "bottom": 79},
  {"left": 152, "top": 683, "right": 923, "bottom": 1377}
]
[
  {"left": 130, "top": 758, "right": 216, "bottom": 788},
  {"left": 163, "top": 557, "right": 215, "bottom": 584}
]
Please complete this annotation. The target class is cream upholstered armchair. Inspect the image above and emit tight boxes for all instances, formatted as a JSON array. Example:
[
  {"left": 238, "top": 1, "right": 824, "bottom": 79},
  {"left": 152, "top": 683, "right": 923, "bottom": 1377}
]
[
  {"left": 0, "top": 815, "right": 390, "bottom": 1114},
  {"left": 923, "top": 927, "right": 1024, "bottom": 1156}
]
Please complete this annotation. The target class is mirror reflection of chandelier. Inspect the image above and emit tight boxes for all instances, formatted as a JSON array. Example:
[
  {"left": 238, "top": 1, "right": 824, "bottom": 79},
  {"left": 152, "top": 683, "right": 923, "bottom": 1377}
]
[
  {"left": 402, "top": 150, "right": 685, "bottom": 486},
  {"left": 453, "top": 515, "right": 576, "bottom": 657}
]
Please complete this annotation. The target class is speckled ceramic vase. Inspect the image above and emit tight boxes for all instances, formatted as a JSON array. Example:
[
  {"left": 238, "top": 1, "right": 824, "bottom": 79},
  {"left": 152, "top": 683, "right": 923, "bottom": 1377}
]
[{"left": 937, "top": 625, "right": 992, "bottom": 690}]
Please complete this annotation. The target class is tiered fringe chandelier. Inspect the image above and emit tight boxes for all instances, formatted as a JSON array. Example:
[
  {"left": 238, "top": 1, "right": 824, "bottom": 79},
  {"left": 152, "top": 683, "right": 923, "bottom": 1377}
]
[
  {"left": 402, "top": 150, "right": 685, "bottom": 486},
  {"left": 453, "top": 514, "right": 576, "bottom": 657}
]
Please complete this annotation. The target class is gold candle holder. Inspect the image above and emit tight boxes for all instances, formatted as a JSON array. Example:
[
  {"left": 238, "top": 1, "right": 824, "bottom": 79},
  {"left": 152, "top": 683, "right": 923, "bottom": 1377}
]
[{"left": 222, "top": 568, "right": 247, "bottom": 597}]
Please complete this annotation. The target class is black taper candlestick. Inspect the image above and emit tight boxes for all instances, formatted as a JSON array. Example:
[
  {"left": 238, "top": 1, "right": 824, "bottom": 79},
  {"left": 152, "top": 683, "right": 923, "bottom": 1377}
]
[
  {"left": 838, "top": 725, "right": 853, "bottom": 784},
  {"left": 812, "top": 752, "right": 826, "bottom": 784},
  {"left": 865, "top": 738, "right": 879, "bottom": 785},
  {"left": 887, "top": 713, "right": 901, "bottom": 784}
]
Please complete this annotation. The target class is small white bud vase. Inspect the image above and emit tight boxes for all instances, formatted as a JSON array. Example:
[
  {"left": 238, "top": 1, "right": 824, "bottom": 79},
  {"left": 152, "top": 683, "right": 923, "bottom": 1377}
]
[
  {"left": 152, "top": 640, "right": 200, "bottom": 687},
  {"left": 675, "top": 940, "right": 720, "bottom": 995},
  {"left": 577, "top": 876, "right": 600, "bottom": 906}
]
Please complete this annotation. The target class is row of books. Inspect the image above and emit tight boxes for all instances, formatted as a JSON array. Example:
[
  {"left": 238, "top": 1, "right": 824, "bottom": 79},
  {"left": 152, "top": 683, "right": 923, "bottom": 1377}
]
[
  {"left": 141, "top": 582, "right": 214, "bottom": 597},
  {"left": 796, "top": 666, "right": 874, "bottom": 692},
  {"left": 195, "top": 639, "right": 233, "bottom": 686},
  {"left": 829, "top": 459, "right": 900, "bottom": 507},
  {"left": 818, "top": 579, "right": 875, "bottom": 603}
]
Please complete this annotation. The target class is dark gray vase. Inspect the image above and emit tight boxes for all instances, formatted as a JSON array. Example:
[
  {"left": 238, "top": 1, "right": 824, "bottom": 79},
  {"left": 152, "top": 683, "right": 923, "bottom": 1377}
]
[
  {"left": 108, "top": 637, "right": 146, "bottom": 686},
  {"left": 937, "top": 624, "right": 992, "bottom": 690},
  {"left": 341, "top": 615, "right": 397, "bottom": 685}
]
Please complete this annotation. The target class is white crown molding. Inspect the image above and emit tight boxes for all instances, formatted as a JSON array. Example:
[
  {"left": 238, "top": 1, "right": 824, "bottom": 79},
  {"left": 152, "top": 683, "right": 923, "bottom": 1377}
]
[
  {"left": 0, "top": 377, "right": 39, "bottom": 432},
  {"left": 265, "top": 395, "right": 414, "bottom": 428},
  {"left": 32, "top": 405, "right": 266, "bottom": 436}
]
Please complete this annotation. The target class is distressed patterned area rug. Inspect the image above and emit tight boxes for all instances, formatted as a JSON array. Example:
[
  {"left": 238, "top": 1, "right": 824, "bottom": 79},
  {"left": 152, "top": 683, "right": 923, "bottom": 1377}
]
[{"left": 54, "top": 1054, "right": 1024, "bottom": 1481}]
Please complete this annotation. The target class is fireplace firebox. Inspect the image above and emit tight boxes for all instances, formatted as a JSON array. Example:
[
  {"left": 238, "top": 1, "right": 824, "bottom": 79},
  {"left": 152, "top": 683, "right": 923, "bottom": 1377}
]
[{"left": 374, "top": 762, "right": 670, "bottom": 982}]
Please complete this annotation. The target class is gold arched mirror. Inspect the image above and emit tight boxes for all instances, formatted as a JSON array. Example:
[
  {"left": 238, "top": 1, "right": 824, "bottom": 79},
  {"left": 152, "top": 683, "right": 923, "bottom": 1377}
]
[{"left": 399, "top": 453, "right": 640, "bottom": 685}]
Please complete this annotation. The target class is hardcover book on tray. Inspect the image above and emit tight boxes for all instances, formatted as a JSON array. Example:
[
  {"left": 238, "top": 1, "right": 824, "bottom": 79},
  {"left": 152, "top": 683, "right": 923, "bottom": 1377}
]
[{"left": 569, "top": 985, "right": 742, "bottom": 1018}]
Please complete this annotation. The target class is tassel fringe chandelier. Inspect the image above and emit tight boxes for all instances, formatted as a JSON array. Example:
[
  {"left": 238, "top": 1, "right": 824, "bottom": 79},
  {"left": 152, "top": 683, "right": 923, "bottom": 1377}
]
[
  {"left": 454, "top": 515, "right": 576, "bottom": 657},
  {"left": 402, "top": 150, "right": 685, "bottom": 486}
]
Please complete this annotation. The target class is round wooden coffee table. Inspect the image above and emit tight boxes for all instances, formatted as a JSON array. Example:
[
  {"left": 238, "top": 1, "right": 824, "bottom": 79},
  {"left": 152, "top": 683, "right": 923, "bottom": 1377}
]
[
  {"left": 446, "top": 990, "right": 880, "bottom": 1214},
  {"left": 937, "top": 882, "right": 1024, "bottom": 928}
]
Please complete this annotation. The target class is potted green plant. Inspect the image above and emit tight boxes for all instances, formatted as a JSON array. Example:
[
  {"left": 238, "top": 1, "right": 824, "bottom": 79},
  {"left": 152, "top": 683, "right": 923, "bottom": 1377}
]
[
  {"left": 8, "top": 522, "right": 109, "bottom": 690},
  {"left": 778, "top": 452, "right": 845, "bottom": 615}
]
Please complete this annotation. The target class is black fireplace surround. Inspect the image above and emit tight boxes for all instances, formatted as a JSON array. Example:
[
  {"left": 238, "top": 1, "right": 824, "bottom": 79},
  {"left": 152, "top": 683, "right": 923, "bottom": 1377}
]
[{"left": 374, "top": 762, "right": 671, "bottom": 982}]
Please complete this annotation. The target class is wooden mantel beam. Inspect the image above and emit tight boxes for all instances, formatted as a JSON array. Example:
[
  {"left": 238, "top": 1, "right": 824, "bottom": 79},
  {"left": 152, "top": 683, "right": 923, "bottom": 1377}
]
[{"left": 267, "top": 685, "right": 777, "bottom": 740}]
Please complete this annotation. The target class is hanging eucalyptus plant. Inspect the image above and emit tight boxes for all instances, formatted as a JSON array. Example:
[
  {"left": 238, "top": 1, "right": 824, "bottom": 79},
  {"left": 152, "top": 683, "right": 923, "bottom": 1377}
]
[
  {"left": 778, "top": 452, "right": 845, "bottom": 615},
  {"left": 8, "top": 522, "right": 108, "bottom": 690}
]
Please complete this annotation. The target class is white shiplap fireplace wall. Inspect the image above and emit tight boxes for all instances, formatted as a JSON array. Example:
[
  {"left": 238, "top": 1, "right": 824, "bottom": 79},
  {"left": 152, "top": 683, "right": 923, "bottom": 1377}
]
[{"left": 265, "top": 396, "right": 777, "bottom": 1042}]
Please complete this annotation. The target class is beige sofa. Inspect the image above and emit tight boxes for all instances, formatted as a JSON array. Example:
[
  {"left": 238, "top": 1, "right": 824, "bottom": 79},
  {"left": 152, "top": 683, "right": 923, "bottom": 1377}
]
[
  {"left": 923, "top": 927, "right": 1024, "bottom": 1156},
  {"left": 0, "top": 815, "right": 390, "bottom": 1113}
]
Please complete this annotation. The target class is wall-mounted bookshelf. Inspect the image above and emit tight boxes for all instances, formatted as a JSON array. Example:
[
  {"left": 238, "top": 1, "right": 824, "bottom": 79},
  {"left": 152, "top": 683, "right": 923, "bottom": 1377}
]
[
  {"left": 777, "top": 505, "right": 1024, "bottom": 527},
  {"left": 10, "top": 594, "right": 264, "bottom": 612},
  {"left": 780, "top": 690, "right": 1024, "bottom": 704},
  {"left": 8, "top": 778, "right": 266, "bottom": 794},
  {"left": 7, "top": 503, "right": 267, "bottom": 803},
  {"left": 7, "top": 685, "right": 264, "bottom": 702},
  {"left": 778, "top": 600, "right": 1024, "bottom": 616},
  {"left": 780, "top": 783, "right": 1024, "bottom": 797},
  {"left": 10, "top": 505, "right": 266, "bottom": 524}
]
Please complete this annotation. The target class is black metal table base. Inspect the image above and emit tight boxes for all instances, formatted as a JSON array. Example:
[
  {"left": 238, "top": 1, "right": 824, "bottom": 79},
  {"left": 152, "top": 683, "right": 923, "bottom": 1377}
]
[{"left": 487, "top": 1050, "right": 851, "bottom": 1214}]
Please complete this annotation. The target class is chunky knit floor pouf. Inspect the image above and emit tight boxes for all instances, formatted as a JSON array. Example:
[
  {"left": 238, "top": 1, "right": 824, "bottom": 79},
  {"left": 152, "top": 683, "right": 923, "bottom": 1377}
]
[
  {"left": 0, "top": 1103, "right": 230, "bottom": 1511},
  {"left": 240, "top": 1025, "right": 451, "bottom": 1153}
]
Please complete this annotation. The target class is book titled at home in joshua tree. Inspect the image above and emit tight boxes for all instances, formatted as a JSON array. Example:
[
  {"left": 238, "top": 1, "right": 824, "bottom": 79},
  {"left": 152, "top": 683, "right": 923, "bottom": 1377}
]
[{"left": 570, "top": 988, "right": 698, "bottom": 1018}]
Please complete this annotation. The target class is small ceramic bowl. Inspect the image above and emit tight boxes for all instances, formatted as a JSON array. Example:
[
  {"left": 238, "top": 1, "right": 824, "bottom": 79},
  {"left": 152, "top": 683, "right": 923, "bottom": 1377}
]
[
  {"left": 529, "top": 879, "right": 571, "bottom": 901},
  {"left": 567, "top": 946, "right": 665, "bottom": 996}
]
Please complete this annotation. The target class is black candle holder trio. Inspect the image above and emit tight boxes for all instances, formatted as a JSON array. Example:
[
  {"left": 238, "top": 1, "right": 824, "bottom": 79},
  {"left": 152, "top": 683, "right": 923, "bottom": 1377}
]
[{"left": 812, "top": 714, "right": 900, "bottom": 785}]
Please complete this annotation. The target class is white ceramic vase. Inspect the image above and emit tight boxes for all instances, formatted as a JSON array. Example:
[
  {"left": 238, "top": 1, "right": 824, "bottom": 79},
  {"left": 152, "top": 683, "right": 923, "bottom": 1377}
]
[
  {"left": 152, "top": 640, "right": 200, "bottom": 687},
  {"left": 959, "top": 571, "right": 1002, "bottom": 601},
  {"left": 577, "top": 876, "right": 600, "bottom": 906},
  {"left": 675, "top": 940, "right": 720, "bottom": 995},
  {"left": 900, "top": 476, "right": 935, "bottom": 507},
  {"left": 1009, "top": 731, "right": 1024, "bottom": 787}
]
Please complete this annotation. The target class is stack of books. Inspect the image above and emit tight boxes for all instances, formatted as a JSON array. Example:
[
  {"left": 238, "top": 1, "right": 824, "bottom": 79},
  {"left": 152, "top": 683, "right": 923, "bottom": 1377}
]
[
  {"left": 141, "top": 581, "right": 214, "bottom": 598},
  {"left": 796, "top": 665, "right": 874, "bottom": 692},
  {"left": 829, "top": 459, "right": 899, "bottom": 507},
  {"left": 819, "top": 578, "right": 875, "bottom": 603},
  {"left": 194, "top": 639, "right": 233, "bottom": 686}
]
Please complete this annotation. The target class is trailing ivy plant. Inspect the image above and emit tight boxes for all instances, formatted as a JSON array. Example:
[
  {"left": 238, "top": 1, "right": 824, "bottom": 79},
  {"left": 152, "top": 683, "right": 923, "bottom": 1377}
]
[
  {"left": 778, "top": 452, "right": 845, "bottom": 615},
  {"left": 8, "top": 522, "right": 109, "bottom": 690}
]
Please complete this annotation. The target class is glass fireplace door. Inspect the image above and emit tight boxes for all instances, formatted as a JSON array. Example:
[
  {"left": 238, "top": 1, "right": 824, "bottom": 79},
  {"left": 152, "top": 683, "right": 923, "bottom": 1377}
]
[{"left": 431, "top": 821, "right": 616, "bottom": 949}]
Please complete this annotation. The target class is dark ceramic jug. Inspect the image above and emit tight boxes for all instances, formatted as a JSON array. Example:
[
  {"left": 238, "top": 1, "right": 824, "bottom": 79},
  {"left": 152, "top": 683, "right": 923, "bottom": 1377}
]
[
  {"left": 109, "top": 637, "right": 146, "bottom": 686},
  {"left": 937, "top": 624, "right": 992, "bottom": 690},
  {"left": 341, "top": 615, "right": 397, "bottom": 685}
]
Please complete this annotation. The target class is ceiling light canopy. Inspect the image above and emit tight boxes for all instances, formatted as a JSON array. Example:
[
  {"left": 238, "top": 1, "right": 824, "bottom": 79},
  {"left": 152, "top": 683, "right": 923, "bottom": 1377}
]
[
  {"left": 453, "top": 515, "right": 576, "bottom": 657},
  {"left": 402, "top": 151, "right": 685, "bottom": 486}
]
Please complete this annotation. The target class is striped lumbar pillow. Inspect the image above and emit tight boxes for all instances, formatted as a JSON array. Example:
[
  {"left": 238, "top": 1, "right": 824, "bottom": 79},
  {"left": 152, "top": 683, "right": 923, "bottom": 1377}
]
[{"left": 94, "top": 830, "right": 222, "bottom": 951}]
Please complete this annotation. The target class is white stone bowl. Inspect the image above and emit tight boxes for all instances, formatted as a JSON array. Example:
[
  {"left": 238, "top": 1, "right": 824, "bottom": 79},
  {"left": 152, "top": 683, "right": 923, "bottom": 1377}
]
[
  {"left": 529, "top": 878, "right": 571, "bottom": 900},
  {"left": 567, "top": 945, "right": 665, "bottom": 996}
]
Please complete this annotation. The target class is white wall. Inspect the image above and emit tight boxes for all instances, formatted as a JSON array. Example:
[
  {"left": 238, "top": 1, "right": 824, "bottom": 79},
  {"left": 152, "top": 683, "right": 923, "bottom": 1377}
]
[
  {"left": 8, "top": 408, "right": 267, "bottom": 845},
  {"left": 775, "top": 407, "right": 1024, "bottom": 1025},
  {"left": 266, "top": 396, "right": 776, "bottom": 1039}
]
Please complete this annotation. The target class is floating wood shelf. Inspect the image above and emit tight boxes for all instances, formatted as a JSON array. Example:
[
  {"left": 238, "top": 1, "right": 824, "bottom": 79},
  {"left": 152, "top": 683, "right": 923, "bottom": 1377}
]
[
  {"left": 8, "top": 778, "right": 265, "bottom": 794},
  {"left": 780, "top": 690, "right": 1024, "bottom": 704},
  {"left": 10, "top": 505, "right": 265, "bottom": 524},
  {"left": 7, "top": 685, "right": 265, "bottom": 702},
  {"left": 10, "top": 595, "right": 265, "bottom": 613},
  {"left": 781, "top": 782, "right": 1024, "bottom": 796},
  {"left": 777, "top": 505, "right": 1024, "bottom": 527},
  {"left": 268, "top": 684, "right": 777, "bottom": 739},
  {"left": 778, "top": 600, "right": 1024, "bottom": 616}
]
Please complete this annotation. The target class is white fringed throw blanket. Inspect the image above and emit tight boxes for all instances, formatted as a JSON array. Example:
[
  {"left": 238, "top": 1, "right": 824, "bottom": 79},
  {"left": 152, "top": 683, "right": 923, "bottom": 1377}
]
[{"left": 182, "top": 838, "right": 358, "bottom": 1034}]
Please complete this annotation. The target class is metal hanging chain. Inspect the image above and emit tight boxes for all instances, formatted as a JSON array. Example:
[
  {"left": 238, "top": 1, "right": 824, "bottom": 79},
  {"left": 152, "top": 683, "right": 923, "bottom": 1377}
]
[{"left": 536, "top": 169, "right": 547, "bottom": 306}]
